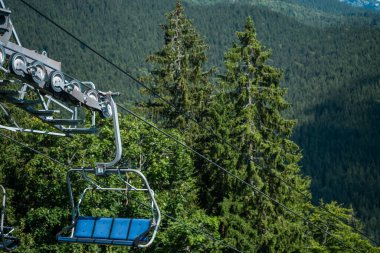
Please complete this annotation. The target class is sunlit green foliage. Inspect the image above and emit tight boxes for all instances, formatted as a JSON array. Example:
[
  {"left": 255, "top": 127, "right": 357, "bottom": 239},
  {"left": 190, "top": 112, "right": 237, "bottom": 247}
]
[
  {"left": 0, "top": 114, "right": 219, "bottom": 252},
  {"left": 1, "top": 0, "right": 380, "bottom": 252}
]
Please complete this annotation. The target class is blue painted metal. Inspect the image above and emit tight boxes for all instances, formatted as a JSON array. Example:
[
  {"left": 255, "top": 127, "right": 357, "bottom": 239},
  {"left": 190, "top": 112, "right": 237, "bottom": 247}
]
[{"left": 57, "top": 216, "right": 151, "bottom": 246}]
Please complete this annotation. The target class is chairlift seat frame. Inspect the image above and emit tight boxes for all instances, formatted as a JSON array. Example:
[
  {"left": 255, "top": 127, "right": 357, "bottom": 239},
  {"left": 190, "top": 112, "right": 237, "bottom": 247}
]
[{"left": 57, "top": 168, "right": 161, "bottom": 248}]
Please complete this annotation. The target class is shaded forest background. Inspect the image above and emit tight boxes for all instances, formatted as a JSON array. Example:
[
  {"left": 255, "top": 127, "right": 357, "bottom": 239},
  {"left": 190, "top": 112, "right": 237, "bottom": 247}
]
[{"left": 3, "top": 0, "right": 380, "bottom": 243}]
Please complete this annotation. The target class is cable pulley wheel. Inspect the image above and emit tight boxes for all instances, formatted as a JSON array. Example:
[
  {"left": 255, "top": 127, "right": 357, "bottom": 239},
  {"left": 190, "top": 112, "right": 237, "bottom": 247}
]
[
  {"left": 9, "top": 53, "right": 27, "bottom": 76},
  {"left": 101, "top": 101, "right": 113, "bottom": 118},
  {"left": 0, "top": 45, "right": 6, "bottom": 66},
  {"left": 50, "top": 71, "right": 65, "bottom": 93},
  {"left": 31, "top": 61, "right": 47, "bottom": 85},
  {"left": 85, "top": 89, "right": 99, "bottom": 102},
  {"left": 65, "top": 80, "right": 81, "bottom": 94}
]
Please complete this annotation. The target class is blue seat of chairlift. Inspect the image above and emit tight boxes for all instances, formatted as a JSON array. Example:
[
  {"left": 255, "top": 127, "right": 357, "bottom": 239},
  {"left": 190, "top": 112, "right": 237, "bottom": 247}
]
[
  {"left": 57, "top": 216, "right": 151, "bottom": 246},
  {"left": 127, "top": 219, "right": 150, "bottom": 241},
  {"left": 93, "top": 217, "right": 113, "bottom": 239},
  {"left": 109, "top": 218, "right": 131, "bottom": 240},
  {"left": 75, "top": 216, "right": 96, "bottom": 238}
]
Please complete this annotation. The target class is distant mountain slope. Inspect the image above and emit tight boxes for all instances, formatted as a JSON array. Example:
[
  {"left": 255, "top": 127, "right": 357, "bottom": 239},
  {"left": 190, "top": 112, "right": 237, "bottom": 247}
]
[
  {"left": 340, "top": 0, "right": 380, "bottom": 11},
  {"left": 5, "top": 0, "right": 380, "bottom": 242},
  {"left": 185, "top": 0, "right": 377, "bottom": 27}
]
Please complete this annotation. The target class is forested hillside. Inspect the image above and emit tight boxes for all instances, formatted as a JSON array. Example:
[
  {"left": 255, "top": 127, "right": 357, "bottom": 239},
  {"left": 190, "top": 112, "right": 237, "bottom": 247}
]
[
  {"left": 2, "top": 0, "right": 380, "bottom": 247},
  {"left": 339, "top": 0, "right": 380, "bottom": 11}
]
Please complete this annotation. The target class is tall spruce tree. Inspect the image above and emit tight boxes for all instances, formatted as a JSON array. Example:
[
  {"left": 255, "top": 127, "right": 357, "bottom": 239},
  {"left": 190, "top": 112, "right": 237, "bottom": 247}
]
[
  {"left": 205, "top": 17, "right": 313, "bottom": 252},
  {"left": 142, "top": 1, "right": 213, "bottom": 138}
]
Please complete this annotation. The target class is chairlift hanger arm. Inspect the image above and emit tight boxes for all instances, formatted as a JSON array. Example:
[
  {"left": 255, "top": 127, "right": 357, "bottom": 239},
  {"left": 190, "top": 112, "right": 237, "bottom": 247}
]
[{"left": 95, "top": 95, "right": 122, "bottom": 173}]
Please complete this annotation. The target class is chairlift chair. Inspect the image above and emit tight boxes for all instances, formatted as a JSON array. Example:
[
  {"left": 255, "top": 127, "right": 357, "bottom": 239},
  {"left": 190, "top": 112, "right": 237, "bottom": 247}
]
[
  {"left": 57, "top": 92, "right": 161, "bottom": 248},
  {"left": 57, "top": 168, "right": 161, "bottom": 248}
]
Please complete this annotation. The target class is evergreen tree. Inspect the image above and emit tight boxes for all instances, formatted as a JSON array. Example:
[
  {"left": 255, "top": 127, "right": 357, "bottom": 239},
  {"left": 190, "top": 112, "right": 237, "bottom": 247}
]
[
  {"left": 141, "top": 1, "right": 213, "bottom": 139},
  {"left": 206, "top": 17, "right": 312, "bottom": 252},
  {"left": 197, "top": 89, "right": 237, "bottom": 213},
  {"left": 308, "top": 201, "right": 379, "bottom": 252}
]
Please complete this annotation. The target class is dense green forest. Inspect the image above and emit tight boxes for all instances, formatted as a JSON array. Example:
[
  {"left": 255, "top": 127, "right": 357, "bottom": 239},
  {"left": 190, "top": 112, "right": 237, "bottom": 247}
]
[{"left": 1, "top": 0, "right": 380, "bottom": 251}]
